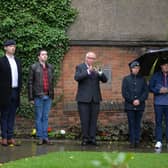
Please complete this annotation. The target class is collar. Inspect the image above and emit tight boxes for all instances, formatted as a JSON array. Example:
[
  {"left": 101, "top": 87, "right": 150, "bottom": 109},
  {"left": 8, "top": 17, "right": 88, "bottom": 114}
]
[
  {"left": 85, "top": 63, "right": 90, "bottom": 68},
  {"left": 39, "top": 61, "right": 48, "bottom": 68},
  {"left": 6, "top": 55, "right": 14, "bottom": 59},
  {"left": 161, "top": 71, "right": 168, "bottom": 76},
  {"left": 131, "top": 73, "right": 140, "bottom": 77}
]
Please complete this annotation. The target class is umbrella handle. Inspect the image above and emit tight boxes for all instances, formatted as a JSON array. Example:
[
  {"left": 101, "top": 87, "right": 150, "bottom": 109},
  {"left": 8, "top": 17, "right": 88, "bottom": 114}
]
[{"left": 149, "top": 58, "right": 158, "bottom": 75}]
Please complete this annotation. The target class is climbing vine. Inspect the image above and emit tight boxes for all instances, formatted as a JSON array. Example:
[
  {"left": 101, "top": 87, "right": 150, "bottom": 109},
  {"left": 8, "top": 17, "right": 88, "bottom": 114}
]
[{"left": 0, "top": 0, "right": 77, "bottom": 118}]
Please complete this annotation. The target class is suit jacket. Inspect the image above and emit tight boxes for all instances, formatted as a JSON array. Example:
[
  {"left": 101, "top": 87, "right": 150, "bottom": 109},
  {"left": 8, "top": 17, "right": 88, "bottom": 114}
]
[
  {"left": 0, "top": 56, "right": 22, "bottom": 107},
  {"left": 74, "top": 63, "right": 108, "bottom": 103}
]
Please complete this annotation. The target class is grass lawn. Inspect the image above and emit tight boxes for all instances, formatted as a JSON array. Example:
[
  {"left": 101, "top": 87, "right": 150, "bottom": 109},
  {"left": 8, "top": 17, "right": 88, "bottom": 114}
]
[{"left": 1, "top": 151, "right": 168, "bottom": 168}]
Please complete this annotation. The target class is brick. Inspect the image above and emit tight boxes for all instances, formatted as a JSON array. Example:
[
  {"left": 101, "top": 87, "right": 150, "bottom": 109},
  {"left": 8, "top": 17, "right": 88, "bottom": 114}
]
[{"left": 16, "top": 46, "right": 155, "bottom": 130}]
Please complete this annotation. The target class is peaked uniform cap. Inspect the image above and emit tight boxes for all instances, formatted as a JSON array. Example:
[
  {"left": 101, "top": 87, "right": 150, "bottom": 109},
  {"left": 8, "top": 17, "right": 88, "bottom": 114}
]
[{"left": 4, "top": 40, "right": 16, "bottom": 47}]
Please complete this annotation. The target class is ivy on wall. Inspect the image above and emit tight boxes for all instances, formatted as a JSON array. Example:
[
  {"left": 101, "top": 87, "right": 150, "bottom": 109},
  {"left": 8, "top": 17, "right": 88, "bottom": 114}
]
[{"left": 0, "top": 0, "right": 77, "bottom": 118}]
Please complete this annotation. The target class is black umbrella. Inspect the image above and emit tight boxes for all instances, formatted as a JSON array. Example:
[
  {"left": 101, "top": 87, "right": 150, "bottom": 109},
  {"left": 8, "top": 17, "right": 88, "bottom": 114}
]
[{"left": 129, "top": 48, "right": 168, "bottom": 77}]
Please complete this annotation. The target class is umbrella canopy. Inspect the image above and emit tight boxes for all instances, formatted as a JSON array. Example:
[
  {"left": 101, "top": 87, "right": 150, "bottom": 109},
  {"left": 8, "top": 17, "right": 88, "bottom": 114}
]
[{"left": 129, "top": 48, "right": 168, "bottom": 77}]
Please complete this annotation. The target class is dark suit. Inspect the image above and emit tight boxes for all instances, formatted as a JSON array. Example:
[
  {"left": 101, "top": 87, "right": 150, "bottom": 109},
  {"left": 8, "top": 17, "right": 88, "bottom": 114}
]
[
  {"left": 0, "top": 56, "right": 22, "bottom": 139},
  {"left": 74, "top": 63, "right": 107, "bottom": 142}
]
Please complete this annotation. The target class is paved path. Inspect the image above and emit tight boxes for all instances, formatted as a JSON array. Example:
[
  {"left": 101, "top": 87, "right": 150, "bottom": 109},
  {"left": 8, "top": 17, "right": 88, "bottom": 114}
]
[{"left": 0, "top": 139, "right": 167, "bottom": 163}]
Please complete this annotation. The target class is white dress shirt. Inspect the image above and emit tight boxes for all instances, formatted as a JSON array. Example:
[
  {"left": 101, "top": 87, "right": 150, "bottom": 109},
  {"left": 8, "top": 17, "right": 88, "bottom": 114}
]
[
  {"left": 86, "top": 63, "right": 91, "bottom": 75},
  {"left": 6, "top": 55, "right": 18, "bottom": 88}
]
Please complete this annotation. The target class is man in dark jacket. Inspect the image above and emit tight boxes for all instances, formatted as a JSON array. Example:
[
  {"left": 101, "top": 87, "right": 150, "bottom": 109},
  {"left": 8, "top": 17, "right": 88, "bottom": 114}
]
[
  {"left": 149, "top": 59, "right": 168, "bottom": 149},
  {"left": 28, "top": 49, "right": 54, "bottom": 145},
  {"left": 122, "top": 61, "right": 148, "bottom": 148},
  {"left": 0, "top": 40, "right": 22, "bottom": 146},
  {"left": 74, "top": 51, "right": 108, "bottom": 146}
]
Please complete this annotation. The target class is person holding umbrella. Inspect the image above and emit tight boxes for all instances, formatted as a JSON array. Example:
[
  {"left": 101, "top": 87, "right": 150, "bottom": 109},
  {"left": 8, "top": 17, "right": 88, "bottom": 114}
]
[
  {"left": 149, "top": 58, "right": 168, "bottom": 149},
  {"left": 122, "top": 61, "right": 148, "bottom": 148}
]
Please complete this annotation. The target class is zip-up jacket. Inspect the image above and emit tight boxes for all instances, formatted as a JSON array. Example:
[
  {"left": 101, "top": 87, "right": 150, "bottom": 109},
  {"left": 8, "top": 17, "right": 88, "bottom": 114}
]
[
  {"left": 28, "top": 62, "right": 54, "bottom": 101},
  {"left": 149, "top": 71, "right": 168, "bottom": 105}
]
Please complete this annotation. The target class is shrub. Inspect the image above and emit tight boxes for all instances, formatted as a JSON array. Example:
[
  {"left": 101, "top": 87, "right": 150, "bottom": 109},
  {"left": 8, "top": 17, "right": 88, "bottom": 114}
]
[{"left": 0, "top": 0, "right": 77, "bottom": 118}]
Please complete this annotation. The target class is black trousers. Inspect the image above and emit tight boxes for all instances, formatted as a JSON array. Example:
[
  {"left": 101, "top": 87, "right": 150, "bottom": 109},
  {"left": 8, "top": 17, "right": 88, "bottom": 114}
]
[
  {"left": 78, "top": 101, "right": 100, "bottom": 140},
  {"left": 0, "top": 88, "right": 19, "bottom": 139},
  {"left": 126, "top": 110, "right": 143, "bottom": 144}
]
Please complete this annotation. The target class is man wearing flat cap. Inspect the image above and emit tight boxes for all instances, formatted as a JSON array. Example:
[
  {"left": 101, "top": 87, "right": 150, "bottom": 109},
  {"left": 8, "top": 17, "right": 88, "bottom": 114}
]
[
  {"left": 122, "top": 61, "right": 148, "bottom": 148},
  {"left": 0, "top": 39, "right": 22, "bottom": 146},
  {"left": 149, "top": 58, "right": 168, "bottom": 149}
]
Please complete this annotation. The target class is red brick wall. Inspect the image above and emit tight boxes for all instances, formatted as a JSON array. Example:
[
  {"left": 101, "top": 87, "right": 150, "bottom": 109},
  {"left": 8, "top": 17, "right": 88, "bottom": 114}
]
[
  {"left": 49, "top": 46, "right": 155, "bottom": 129},
  {"left": 16, "top": 46, "right": 154, "bottom": 131}
]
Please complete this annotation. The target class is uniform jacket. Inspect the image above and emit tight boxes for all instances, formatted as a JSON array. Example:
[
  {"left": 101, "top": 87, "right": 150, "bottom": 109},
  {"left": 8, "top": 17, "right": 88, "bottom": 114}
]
[
  {"left": 122, "top": 73, "right": 148, "bottom": 111},
  {"left": 28, "top": 62, "right": 54, "bottom": 101},
  {"left": 0, "top": 56, "right": 22, "bottom": 107},
  {"left": 74, "top": 63, "right": 108, "bottom": 103}
]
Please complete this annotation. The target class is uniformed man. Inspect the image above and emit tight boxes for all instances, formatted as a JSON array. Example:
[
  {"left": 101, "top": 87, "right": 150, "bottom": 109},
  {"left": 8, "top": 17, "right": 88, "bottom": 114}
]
[{"left": 122, "top": 61, "right": 148, "bottom": 148}]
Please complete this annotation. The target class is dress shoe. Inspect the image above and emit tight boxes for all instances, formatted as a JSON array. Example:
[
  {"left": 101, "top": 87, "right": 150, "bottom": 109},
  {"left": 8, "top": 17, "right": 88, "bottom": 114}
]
[
  {"left": 81, "top": 139, "right": 89, "bottom": 146},
  {"left": 129, "top": 143, "right": 135, "bottom": 148},
  {"left": 37, "top": 139, "right": 43, "bottom": 145},
  {"left": 1, "top": 139, "right": 8, "bottom": 146},
  {"left": 135, "top": 143, "right": 140, "bottom": 148},
  {"left": 89, "top": 140, "right": 98, "bottom": 146},
  {"left": 7, "top": 139, "right": 21, "bottom": 146},
  {"left": 7, "top": 139, "right": 16, "bottom": 145},
  {"left": 43, "top": 139, "right": 53, "bottom": 145}
]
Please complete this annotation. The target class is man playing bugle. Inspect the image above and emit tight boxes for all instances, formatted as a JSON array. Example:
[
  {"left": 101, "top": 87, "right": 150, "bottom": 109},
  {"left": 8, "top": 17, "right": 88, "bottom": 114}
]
[{"left": 74, "top": 51, "right": 108, "bottom": 146}]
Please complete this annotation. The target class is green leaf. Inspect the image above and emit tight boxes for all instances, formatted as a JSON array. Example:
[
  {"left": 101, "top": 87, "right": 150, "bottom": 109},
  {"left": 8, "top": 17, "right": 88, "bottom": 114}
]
[{"left": 0, "top": 0, "right": 77, "bottom": 118}]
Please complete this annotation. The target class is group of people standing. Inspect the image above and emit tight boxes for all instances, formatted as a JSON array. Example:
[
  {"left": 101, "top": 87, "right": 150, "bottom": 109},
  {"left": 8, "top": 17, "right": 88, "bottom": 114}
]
[
  {"left": 75, "top": 51, "right": 168, "bottom": 150},
  {"left": 122, "top": 59, "right": 168, "bottom": 149},
  {"left": 0, "top": 39, "right": 167, "bottom": 150},
  {"left": 0, "top": 39, "right": 54, "bottom": 146}
]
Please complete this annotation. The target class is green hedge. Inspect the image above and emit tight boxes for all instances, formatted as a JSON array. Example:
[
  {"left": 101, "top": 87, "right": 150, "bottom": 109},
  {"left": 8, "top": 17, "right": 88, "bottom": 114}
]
[{"left": 0, "top": 0, "right": 77, "bottom": 118}]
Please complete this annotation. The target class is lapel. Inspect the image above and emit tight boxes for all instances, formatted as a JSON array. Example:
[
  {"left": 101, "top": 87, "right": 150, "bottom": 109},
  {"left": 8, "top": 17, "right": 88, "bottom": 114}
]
[
  {"left": 83, "top": 63, "right": 88, "bottom": 70},
  {"left": 3, "top": 56, "right": 11, "bottom": 73},
  {"left": 4, "top": 56, "right": 21, "bottom": 74},
  {"left": 82, "top": 63, "right": 97, "bottom": 79},
  {"left": 3, "top": 56, "right": 21, "bottom": 82}
]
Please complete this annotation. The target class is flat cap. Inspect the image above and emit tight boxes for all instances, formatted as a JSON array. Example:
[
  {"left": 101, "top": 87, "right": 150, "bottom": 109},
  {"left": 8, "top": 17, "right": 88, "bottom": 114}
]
[{"left": 4, "top": 39, "right": 16, "bottom": 47}]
